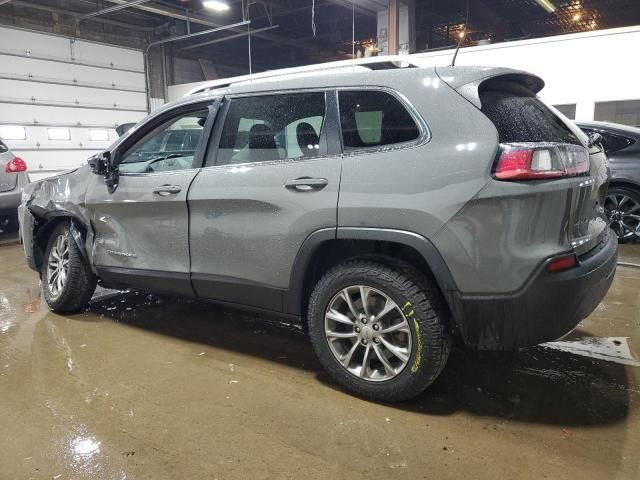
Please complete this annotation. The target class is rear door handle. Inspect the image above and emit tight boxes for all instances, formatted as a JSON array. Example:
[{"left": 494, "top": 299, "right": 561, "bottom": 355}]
[
  {"left": 153, "top": 184, "right": 182, "bottom": 196},
  {"left": 284, "top": 177, "right": 328, "bottom": 192}
]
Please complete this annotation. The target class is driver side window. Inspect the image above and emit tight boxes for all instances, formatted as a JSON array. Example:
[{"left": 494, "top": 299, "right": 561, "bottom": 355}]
[{"left": 119, "top": 108, "right": 209, "bottom": 174}]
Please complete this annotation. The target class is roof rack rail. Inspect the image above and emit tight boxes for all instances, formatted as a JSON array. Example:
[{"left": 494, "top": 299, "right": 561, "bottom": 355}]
[{"left": 184, "top": 55, "right": 420, "bottom": 96}]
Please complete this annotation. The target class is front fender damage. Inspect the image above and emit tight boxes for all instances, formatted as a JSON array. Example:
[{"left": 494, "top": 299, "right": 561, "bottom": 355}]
[{"left": 24, "top": 167, "right": 96, "bottom": 272}]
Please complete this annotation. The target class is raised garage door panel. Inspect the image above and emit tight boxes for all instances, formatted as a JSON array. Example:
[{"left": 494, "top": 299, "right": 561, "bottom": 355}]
[
  {"left": 19, "top": 151, "right": 98, "bottom": 175},
  {"left": 0, "top": 79, "right": 147, "bottom": 110},
  {"left": 0, "top": 27, "right": 144, "bottom": 71},
  {"left": 0, "top": 26, "right": 148, "bottom": 180},
  {"left": 0, "top": 56, "right": 145, "bottom": 90},
  {"left": 0, "top": 104, "right": 146, "bottom": 127}
]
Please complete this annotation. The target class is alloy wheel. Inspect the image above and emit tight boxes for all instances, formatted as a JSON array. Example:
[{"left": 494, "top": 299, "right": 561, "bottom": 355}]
[
  {"left": 47, "top": 234, "right": 69, "bottom": 298},
  {"left": 324, "top": 285, "right": 412, "bottom": 382},
  {"left": 605, "top": 192, "right": 640, "bottom": 241}
]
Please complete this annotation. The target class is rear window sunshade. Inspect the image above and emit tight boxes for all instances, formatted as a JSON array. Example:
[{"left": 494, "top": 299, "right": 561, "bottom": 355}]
[{"left": 480, "top": 81, "right": 580, "bottom": 145}]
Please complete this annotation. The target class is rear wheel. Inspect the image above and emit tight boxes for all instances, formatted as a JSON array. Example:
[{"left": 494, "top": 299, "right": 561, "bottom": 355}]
[
  {"left": 307, "top": 257, "right": 451, "bottom": 402},
  {"left": 41, "top": 222, "right": 97, "bottom": 313},
  {"left": 605, "top": 187, "right": 640, "bottom": 242}
]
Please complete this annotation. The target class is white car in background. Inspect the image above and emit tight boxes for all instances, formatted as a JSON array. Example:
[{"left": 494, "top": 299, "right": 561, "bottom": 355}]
[{"left": 0, "top": 139, "right": 30, "bottom": 233}]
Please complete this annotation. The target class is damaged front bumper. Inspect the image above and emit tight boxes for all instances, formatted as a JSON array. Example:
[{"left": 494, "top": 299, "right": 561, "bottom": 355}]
[
  {"left": 18, "top": 201, "right": 37, "bottom": 271},
  {"left": 451, "top": 229, "right": 618, "bottom": 351}
]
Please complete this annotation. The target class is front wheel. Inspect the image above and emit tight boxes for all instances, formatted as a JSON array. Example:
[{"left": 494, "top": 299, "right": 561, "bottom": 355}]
[
  {"left": 42, "top": 222, "right": 97, "bottom": 313},
  {"left": 307, "top": 258, "right": 451, "bottom": 402}
]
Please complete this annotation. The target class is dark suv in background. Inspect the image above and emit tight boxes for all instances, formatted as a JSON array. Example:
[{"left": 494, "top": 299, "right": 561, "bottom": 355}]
[
  {"left": 577, "top": 121, "right": 640, "bottom": 242},
  {"left": 19, "top": 62, "right": 617, "bottom": 402}
]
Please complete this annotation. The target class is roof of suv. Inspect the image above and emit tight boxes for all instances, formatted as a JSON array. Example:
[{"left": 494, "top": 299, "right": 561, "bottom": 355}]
[
  {"left": 175, "top": 59, "right": 542, "bottom": 102},
  {"left": 134, "top": 59, "right": 544, "bottom": 140}
]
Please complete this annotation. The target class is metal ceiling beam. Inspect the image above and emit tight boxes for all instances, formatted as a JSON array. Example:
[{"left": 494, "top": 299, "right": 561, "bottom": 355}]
[
  {"left": 179, "top": 24, "right": 280, "bottom": 51},
  {"left": 325, "top": 0, "right": 383, "bottom": 17},
  {"left": 75, "top": 0, "right": 152, "bottom": 21},
  {"left": 6, "top": 0, "right": 156, "bottom": 31},
  {"left": 103, "top": 0, "right": 331, "bottom": 52}
]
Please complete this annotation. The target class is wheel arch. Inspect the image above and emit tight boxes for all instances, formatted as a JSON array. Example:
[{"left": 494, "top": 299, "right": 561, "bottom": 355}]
[
  {"left": 284, "top": 227, "right": 460, "bottom": 328},
  {"left": 608, "top": 179, "right": 640, "bottom": 193},
  {"left": 30, "top": 211, "right": 91, "bottom": 272}
]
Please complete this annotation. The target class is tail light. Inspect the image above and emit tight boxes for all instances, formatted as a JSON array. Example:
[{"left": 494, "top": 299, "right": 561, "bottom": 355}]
[
  {"left": 494, "top": 143, "right": 589, "bottom": 181},
  {"left": 5, "top": 157, "right": 27, "bottom": 173}
]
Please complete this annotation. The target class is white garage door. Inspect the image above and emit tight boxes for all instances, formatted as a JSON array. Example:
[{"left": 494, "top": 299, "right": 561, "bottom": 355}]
[{"left": 0, "top": 26, "right": 148, "bottom": 181}]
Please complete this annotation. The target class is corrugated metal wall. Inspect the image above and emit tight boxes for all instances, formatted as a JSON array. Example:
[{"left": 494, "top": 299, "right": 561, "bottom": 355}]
[{"left": 0, "top": 26, "right": 148, "bottom": 181}]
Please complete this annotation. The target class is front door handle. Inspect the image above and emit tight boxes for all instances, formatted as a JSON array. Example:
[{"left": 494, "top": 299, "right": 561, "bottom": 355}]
[
  {"left": 284, "top": 177, "right": 328, "bottom": 192},
  {"left": 153, "top": 184, "right": 182, "bottom": 196}
]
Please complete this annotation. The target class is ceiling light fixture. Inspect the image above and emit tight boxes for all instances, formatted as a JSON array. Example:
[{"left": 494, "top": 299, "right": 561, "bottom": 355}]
[
  {"left": 533, "top": 0, "right": 556, "bottom": 13},
  {"left": 203, "top": 1, "right": 230, "bottom": 12}
]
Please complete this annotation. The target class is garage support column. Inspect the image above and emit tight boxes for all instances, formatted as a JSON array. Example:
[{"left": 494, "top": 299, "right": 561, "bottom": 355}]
[
  {"left": 145, "top": 46, "right": 166, "bottom": 111},
  {"left": 377, "top": 0, "right": 415, "bottom": 56},
  {"left": 388, "top": 0, "right": 399, "bottom": 55}
]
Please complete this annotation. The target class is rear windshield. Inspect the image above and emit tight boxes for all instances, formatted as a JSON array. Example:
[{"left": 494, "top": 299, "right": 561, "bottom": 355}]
[
  {"left": 0, "top": 140, "right": 7, "bottom": 153},
  {"left": 480, "top": 83, "right": 580, "bottom": 145}
]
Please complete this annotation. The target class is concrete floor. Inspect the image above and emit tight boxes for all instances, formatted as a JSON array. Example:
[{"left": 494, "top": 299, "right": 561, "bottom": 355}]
[{"left": 1, "top": 237, "right": 639, "bottom": 480}]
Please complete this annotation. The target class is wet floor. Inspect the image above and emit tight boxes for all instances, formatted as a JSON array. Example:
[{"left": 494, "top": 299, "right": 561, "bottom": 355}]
[{"left": 1, "top": 241, "right": 639, "bottom": 480}]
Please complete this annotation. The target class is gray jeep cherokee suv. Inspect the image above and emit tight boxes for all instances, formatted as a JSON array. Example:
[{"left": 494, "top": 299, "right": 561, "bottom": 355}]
[{"left": 18, "top": 61, "right": 617, "bottom": 402}]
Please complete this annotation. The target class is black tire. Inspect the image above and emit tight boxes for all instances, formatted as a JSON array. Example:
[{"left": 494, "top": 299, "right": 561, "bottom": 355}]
[
  {"left": 605, "top": 186, "right": 640, "bottom": 243},
  {"left": 307, "top": 257, "right": 451, "bottom": 402},
  {"left": 41, "top": 222, "right": 97, "bottom": 313}
]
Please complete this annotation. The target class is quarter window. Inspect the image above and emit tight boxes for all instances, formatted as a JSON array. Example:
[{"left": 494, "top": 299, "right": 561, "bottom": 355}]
[
  {"left": 338, "top": 90, "right": 420, "bottom": 150},
  {"left": 582, "top": 128, "right": 635, "bottom": 153},
  {"left": 216, "top": 92, "right": 326, "bottom": 166},
  {"left": 119, "top": 108, "right": 209, "bottom": 173}
]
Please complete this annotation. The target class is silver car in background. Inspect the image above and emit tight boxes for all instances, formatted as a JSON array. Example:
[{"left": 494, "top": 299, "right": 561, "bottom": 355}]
[{"left": 0, "top": 139, "right": 29, "bottom": 233}]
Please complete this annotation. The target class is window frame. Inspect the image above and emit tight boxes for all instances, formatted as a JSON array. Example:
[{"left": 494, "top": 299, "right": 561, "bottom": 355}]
[
  {"left": 336, "top": 86, "right": 430, "bottom": 156},
  {"left": 205, "top": 88, "right": 340, "bottom": 169},
  {"left": 114, "top": 98, "right": 220, "bottom": 177}
]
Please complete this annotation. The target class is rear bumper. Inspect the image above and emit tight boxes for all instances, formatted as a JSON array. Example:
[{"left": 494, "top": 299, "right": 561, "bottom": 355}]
[{"left": 452, "top": 229, "right": 618, "bottom": 350}]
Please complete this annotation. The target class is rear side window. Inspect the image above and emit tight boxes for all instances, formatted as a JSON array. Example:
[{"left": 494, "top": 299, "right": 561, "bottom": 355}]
[
  {"left": 216, "top": 92, "right": 326, "bottom": 166},
  {"left": 0, "top": 140, "right": 7, "bottom": 153},
  {"left": 601, "top": 132, "right": 635, "bottom": 152},
  {"left": 582, "top": 128, "right": 635, "bottom": 153},
  {"left": 480, "top": 84, "right": 580, "bottom": 145},
  {"left": 338, "top": 90, "right": 420, "bottom": 150}
]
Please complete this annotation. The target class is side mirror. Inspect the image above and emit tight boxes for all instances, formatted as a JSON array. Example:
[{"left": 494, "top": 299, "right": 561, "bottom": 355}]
[
  {"left": 588, "top": 132, "right": 603, "bottom": 149},
  {"left": 87, "top": 150, "right": 111, "bottom": 175},
  {"left": 87, "top": 150, "right": 119, "bottom": 194}
]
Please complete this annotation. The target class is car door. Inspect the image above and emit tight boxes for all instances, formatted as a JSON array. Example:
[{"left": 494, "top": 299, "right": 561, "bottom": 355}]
[
  {"left": 188, "top": 90, "right": 342, "bottom": 312},
  {"left": 85, "top": 99, "right": 219, "bottom": 295}
]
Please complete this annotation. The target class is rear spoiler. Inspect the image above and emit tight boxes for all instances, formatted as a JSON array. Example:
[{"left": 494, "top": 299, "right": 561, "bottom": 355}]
[{"left": 435, "top": 66, "right": 544, "bottom": 109}]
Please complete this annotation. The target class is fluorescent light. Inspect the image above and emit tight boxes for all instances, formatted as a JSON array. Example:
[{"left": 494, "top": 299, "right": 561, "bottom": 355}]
[
  {"left": 0, "top": 125, "right": 26, "bottom": 140},
  {"left": 534, "top": 0, "right": 556, "bottom": 13},
  {"left": 203, "top": 1, "right": 230, "bottom": 12},
  {"left": 89, "top": 129, "right": 110, "bottom": 141},
  {"left": 47, "top": 128, "right": 71, "bottom": 141}
]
